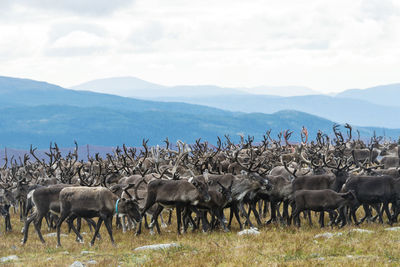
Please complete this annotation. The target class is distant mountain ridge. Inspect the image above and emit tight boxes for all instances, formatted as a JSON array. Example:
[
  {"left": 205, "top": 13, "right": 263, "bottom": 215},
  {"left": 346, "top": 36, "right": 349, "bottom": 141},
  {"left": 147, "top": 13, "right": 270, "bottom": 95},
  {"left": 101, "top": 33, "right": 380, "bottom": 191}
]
[
  {"left": 70, "top": 76, "right": 400, "bottom": 128},
  {"left": 239, "top": 85, "right": 318, "bottom": 96},
  {"left": 144, "top": 93, "right": 400, "bottom": 128},
  {"left": 71, "top": 76, "right": 247, "bottom": 98},
  {"left": 1, "top": 75, "right": 400, "bottom": 149},
  {"left": 0, "top": 105, "right": 396, "bottom": 149},
  {"left": 336, "top": 83, "right": 400, "bottom": 107},
  {"left": 71, "top": 76, "right": 320, "bottom": 98}
]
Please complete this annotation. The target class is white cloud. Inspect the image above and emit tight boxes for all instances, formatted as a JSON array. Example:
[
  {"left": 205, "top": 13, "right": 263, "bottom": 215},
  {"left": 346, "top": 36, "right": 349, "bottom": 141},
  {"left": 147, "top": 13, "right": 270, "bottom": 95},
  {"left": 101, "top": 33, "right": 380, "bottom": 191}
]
[
  {"left": 14, "top": 0, "right": 136, "bottom": 16},
  {"left": 46, "top": 31, "right": 111, "bottom": 56},
  {"left": 0, "top": 0, "right": 400, "bottom": 93}
]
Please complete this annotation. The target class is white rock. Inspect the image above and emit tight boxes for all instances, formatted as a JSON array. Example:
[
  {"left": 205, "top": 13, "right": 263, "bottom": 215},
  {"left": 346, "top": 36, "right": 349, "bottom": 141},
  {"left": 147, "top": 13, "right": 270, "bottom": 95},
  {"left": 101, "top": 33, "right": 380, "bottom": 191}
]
[
  {"left": 81, "top": 251, "right": 95, "bottom": 255},
  {"left": 350, "top": 229, "right": 374, "bottom": 234},
  {"left": 46, "top": 232, "right": 67, "bottom": 237},
  {"left": 69, "top": 261, "right": 85, "bottom": 267},
  {"left": 0, "top": 255, "right": 19, "bottom": 263},
  {"left": 86, "top": 260, "right": 97, "bottom": 265},
  {"left": 237, "top": 229, "right": 261, "bottom": 236},
  {"left": 385, "top": 227, "right": 400, "bottom": 231},
  {"left": 346, "top": 255, "right": 362, "bottom": 259},
  {"left": 314, "top": 232, "right": 342, "bottom": 239},
  {"left": 134, "top": 243, "right": 180, "bottom": 251}
]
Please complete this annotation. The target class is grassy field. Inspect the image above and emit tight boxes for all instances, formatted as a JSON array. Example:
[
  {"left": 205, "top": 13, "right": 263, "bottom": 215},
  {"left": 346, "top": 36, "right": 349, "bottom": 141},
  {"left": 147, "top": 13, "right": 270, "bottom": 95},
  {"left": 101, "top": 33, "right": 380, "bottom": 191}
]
[{"left": 1, "top": 211, "right": 400, "bottom": 266}]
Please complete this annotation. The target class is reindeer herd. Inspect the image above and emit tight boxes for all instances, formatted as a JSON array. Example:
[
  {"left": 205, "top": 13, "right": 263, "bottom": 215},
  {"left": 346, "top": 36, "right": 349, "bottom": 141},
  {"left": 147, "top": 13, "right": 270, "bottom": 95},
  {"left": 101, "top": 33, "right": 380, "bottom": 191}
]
[{"left": 1, "top": 124, "right": 400, "bottom": 247}]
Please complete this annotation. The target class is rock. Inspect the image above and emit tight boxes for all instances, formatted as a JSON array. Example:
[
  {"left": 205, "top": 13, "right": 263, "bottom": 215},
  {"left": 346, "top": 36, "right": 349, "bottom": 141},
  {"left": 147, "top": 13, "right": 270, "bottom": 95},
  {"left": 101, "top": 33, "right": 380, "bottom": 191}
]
[
  {"left": 385, "top": 227, "right": 400, "bottom": 231},
  {"left": 0, "top": 255, "right": 19, "bottom": 263},
  {"left": 86, "top": 260, "right": 97, "bottom": 265},
  {"left": 346, "top": 255, "right": 362, "bottom": 259},
  {"left": 134, "top": 243, "right": 180, "bottom": 251},
  {"left": 314, "top": 232, "right": 342, "bottom": 239},
  {"left": 350, "top": 229, "right": 374, "bottom": 234},
  {"left": 81, "top": 251, "right": 95, "bottom": 255},
  {"left": 61, "top": 251, "right": 70, "bottom": 255},
  {"left": 318, "top": 257, "right": 325, "bottom": 261},
  {"left": 69, "top": 261, "right": 85, "bottom": 267},
  {"left": 237, "top": 228, "right": 260, "bottom": 236},
  {"left": 46, "top": 232, "right": 67, "bottom": 237}
]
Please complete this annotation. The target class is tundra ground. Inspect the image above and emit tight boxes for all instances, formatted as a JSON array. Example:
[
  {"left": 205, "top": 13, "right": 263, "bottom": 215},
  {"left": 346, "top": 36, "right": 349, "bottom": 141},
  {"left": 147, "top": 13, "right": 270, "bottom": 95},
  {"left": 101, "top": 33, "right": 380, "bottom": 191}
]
[{"left": 0, "top": 211, "right": 400, "bottom": 266}]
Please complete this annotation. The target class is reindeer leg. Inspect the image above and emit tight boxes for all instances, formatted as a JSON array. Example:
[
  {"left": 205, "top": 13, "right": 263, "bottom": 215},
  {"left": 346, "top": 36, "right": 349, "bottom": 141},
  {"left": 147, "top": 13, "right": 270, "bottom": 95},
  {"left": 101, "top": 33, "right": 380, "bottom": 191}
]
[
  {"left": 115, "top": 215, "right": 122, "bottom": 229},
  {"left": 33, "top": 213, "right": 46, "bottom": 244},
  {"left": 319, "top": 212, "right": 325, "bottom": 228},
  {"left": 292, "top": 208, "right": 301, "bottom": 228},
  {"left": 69, "top": 216, "right": 84, "bottom": 243},
  {"left": 240, "top": 202, "right": 254, "bottom": 228},
  {"left": 250, "top": 202, "right": 262, "bottom": 227},
  {"left": 306, "top": 211, "right": 313, "bottom": 226},
  {"left": 90, "top": 217, "right": 103, "bottom": 246},
  {"left": 263, "top": 199, "right": 269, "bottom": 219},
  {"left": 228, "top": 206, "right": 234, "bottom": 230},
  {"left": 103, "top": 216, "right": 115, "bottom": 246},
  {"left": 266, "top": 200, "right": 277, "bottom": 224},
  {"left": 168, "top": 209, "right": 173, "bottom": 225},
  {"left": 121, "top": 215, "right": 127, "bottom": 233},
  {"left": 159, "top": 212, "right": 167, "bottom": 228},
  {"left": 22, "top": 212, "right": 36, "bottom": 244},
  {"left": 56, "top": 213, "right": 70, "bottom": 247},
  {"left": 216, "top": 209, "right": 229, "bottom": 232},
  {"left": 233, "top": 204, "right": 243, "bottom": 230},
  {"left": 148, "top": 205, "right": 163, "bottom": 234},
  {"left": 382, "top": 202, "right": 393, "bottom": 225},
  {"left": 176, "top": 206, "right": 182, "bottom": 235},
  {"left": 283, "top": 200, "right": 290, "bottom": 226}
]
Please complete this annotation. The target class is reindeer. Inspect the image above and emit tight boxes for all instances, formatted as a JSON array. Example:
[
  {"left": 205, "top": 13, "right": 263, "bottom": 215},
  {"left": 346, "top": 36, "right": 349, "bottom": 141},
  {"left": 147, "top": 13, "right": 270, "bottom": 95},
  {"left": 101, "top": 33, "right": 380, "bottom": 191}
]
[
  {"left": 140, "top": 176, "right": 211, "bottom": 235},
  {"left": 56, "top": 184, "right": 142, "bottom": 247}
]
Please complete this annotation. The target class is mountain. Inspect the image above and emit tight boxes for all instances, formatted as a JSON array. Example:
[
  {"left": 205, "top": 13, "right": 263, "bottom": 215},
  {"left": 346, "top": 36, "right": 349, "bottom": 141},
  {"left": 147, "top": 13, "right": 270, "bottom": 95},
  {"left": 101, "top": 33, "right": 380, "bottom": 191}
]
[
  {"left": 0, "top": 105, "right": 396, "bottom": 149},
  {"left": 71, "top": 76, "right": 321, "bottom": 98},
  {"left": 239, "top": 86, "right": 318, "bottom": 96},
  {"left": 70, "top": 77, "right": 400, "bottom": 128},
  {"left": 336, "top": 83, "right": 400, "bottom": 107},
  {"left": 148, "top": 94, "right": 400, "bottom": 128},
  {"left": 1, "top": 76, "right": 399, "bottom": 149},
  {"left": 71, "top": 76, "right": 247, "bottom": 98},
  {"left": 0, "top": 76, "right": 231, "bottom": 116}
]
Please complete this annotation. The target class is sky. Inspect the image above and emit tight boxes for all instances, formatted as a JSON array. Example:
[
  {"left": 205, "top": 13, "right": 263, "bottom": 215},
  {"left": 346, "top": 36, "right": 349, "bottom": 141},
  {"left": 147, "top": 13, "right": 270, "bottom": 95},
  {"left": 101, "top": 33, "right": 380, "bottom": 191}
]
[{"left": 0, "top": 0, "right": 399, "bottom": 93}]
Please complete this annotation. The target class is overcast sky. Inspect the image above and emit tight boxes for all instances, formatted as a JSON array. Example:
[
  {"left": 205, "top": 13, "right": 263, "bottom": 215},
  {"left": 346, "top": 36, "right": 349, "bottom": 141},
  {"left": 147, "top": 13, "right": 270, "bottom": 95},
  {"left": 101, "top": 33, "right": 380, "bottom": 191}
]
[{"left": 0, "top": 0, "right": 399, "bottom": 93}]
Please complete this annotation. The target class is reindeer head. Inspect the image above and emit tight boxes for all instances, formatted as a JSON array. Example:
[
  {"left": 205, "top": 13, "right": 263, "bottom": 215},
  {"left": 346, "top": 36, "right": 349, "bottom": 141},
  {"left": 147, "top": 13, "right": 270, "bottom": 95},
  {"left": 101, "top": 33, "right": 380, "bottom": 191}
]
[{"left": 188, "top": 177, "right": 211, "bottom": 202}]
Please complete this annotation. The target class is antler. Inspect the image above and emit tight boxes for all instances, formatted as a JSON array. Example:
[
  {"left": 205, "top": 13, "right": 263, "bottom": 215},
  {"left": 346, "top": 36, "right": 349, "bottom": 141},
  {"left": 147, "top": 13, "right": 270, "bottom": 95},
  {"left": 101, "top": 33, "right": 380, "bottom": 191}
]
[
  {"left": 301, "top": 126, "right": 308, "bottom": 144},
  {"left": 2, "top": 147, "right": 8, "bottom": 170},
  {"left": 344, "top": 123, "right": 352, "bottom": 142},
  {"left": 283, "top": 130, "right": 293, "bottom": 147}
]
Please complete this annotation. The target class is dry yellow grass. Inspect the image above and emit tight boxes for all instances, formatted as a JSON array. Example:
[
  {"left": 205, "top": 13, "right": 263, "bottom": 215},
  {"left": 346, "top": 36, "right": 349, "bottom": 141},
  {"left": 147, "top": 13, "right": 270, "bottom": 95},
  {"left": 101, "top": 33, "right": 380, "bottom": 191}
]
[{"left": 1, "top": 210, "right": 400, "bottom": 266}]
